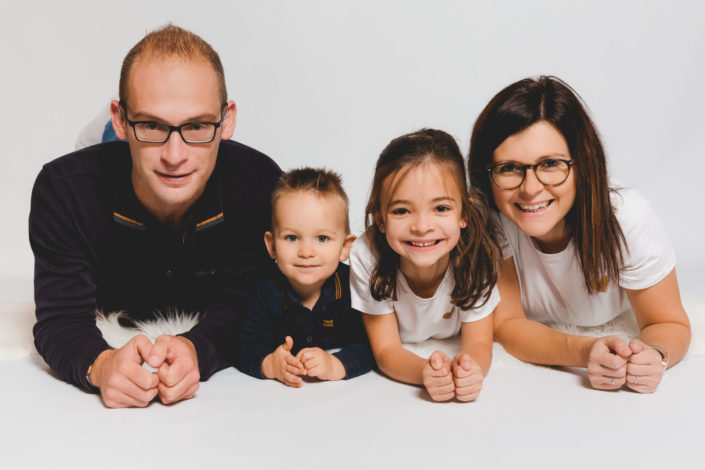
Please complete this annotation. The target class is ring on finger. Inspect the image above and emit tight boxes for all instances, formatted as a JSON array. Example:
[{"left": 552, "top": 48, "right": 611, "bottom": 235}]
[
  {"left": 634, "top": 375, "right": 639, "bottom": 385},
  {"left": 610, "top": 376, "right": 615, "bottom": 386}
]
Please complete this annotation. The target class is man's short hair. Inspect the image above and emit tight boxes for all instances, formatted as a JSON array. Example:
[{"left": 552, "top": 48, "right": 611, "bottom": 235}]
[
  {"left": 271, "top": 167, "right": 350, "bottom": 233},
  {"left": 119, "top": 24, "right": 227, "bottom": 106}
]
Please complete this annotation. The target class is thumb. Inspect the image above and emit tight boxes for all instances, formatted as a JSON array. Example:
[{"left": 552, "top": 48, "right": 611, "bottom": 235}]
[
  {"left": 132, "top": 334, "right": 154, "bottom": 364},
  {"left": 148, "top": 335, "right": 169, "bottom": 368},
  {"left": 430, "top": 351, "right": 444, "bottom": 370},
  {"left": 604, "top": 335, "right": 631, "bottom": 358},
  {"left": 629, "top": 338, "right": 645, "bottom": 355},
  {"left": 460, "top": 354, "right": 473, "bottom": 371},
  {"left": 283, "top": 336, "right": 294, "bottom": 352}
]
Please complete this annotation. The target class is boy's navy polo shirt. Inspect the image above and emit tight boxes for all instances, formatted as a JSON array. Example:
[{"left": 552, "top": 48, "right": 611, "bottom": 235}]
[
  {"left": 237, "top": 262, "right": 374, "bottom": 380},
  {"left": 29, "top": 140, "right": 281, "bottom": 392}
]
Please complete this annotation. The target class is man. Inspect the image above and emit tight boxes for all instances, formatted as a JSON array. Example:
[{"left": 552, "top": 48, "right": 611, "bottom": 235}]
[{"left": 29, "top": 25, "right": 281, "bottom": 408}]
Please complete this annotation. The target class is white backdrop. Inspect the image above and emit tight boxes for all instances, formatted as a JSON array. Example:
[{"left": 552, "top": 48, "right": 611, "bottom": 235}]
[{"left": 1, "top": 0, "right": 704, "bottom": 301}]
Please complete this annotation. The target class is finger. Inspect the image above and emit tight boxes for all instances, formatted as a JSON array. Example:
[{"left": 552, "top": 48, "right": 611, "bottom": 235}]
[
  {"left": 454, "top": 372, "right": 480, "bottom": 389},
  {"left": 626, "top": 362, "right": 663, "bottom": 377},
  {"left": 628, "top": 338, "right": 645, "bottom": 355},
  {"left": 285, "top": 354, "right": 304, "bottom": 370},
  {"left": 159, "top": 374, "right": 200, "bottom": 404},
  {"left": 627, "top": 346, "right": 662, "bottom": 366},
  {"left": 286, "top": 363, "right": 305, "bottom": 376},
  {"left": 283, "top": 371, "right": 302, "bottom": 387},
  {"left": 626, "top": 378, "right": 658, "bottom": 394},
  {"left": 132, "top": 335, "right": 155, "bottom": 364},
  {"left": 426, "top": 373, "right": 454, "bottom": 389},
  {"left": 148, "top": 335, "right": 171, "bottom": 369},
  {"left": 590, "top": 349, "right": 628, "bottom": 371},
  {"left": 589, "top": 373, "right": 625, "bottom": 390},
  {"left": 283, "top": 336, "right": 294, "bottom": 352},
  {"left": 602, "top": 335, "right": 631, "bottom": 358},
  {"left": 455, "top": 385, "right": 482, "bottom": 402}
]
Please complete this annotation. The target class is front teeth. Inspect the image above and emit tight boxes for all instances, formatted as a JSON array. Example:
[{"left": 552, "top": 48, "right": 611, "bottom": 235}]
[
  {"left": 518, "top": 201, "right": 550, "bottom": 212},
  {"left": 410, "top": 240, "right": 436, "bottom": 247}
]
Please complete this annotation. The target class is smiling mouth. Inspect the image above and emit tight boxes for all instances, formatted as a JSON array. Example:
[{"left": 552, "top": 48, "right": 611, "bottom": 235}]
[
  {"left": 157, "top": 171, "right": 191, "bottom": 179},
  {"left": 406, "top": 240, "right": 440, "bottom": 247},
  {"left": 516, "top": 200, "right": 553, "bottom": 213}
]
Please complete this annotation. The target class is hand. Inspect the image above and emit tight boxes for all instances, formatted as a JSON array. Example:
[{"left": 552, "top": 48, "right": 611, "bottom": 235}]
[
  {"left": 262, "top": 336, "right": 306, "bottom": 387},
  {"left": 452, "top": 353, "right": 484, "bottom": 402},
  {"left": 422, "top": 351, "right": 454, "bottom": 401},
  {"left": 88, "top": 334, "right": 159, "bottom": 408},
  {"left": 296, "top": 347, "right": 345, "bottom": 381},
  {"left": 625, "top": 339, "right": 666, "bottom": 394},
  {"left": 148, "top": 335, "right": 200, "bottom": 405},
  {"left": 586, "top": 335, "right": 632, "bottom": 390}
]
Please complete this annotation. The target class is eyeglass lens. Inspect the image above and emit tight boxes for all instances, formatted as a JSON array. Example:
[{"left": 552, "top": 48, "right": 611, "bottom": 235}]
[{"left": 491, "top": 159, "right": 571, "bottom": 189}]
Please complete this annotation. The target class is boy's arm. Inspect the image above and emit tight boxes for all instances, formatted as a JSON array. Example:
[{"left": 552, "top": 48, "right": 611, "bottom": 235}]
[
  {"left": 236, "top": 284, "right": 280, "bottom": 379},
  {"left": 331, "top": 308, "right": 376, "bottom": 379}
]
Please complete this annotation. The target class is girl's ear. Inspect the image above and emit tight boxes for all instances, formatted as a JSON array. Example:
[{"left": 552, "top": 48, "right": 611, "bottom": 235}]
[
  {"left": 460, "top": 217, "right": 467, "bottom": 229},
  {"left": 374, "top": 212, "right": 386, "bottom": 233},
  {"left": 263, "top": 231, "right": 277, "bottom": 259}
]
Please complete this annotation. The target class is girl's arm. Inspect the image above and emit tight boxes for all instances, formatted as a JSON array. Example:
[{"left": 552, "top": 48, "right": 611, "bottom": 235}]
[
  {"left": 624, "top": 268, "right": 691, "bottom": 393},
  {"left": 493, "top": 257, "right": 601, "bottom": 367},
  {"left": 459, "top": 314, "right": 493, "bottom": 376},
  {"left": 361, "top": 312, "right": 427, "bottom": 384}
]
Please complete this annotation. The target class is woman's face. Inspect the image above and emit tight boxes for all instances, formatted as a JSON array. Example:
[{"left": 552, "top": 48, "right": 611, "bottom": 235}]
[{"left": 491, "top": 121, "right": 576, "bottom": 253}]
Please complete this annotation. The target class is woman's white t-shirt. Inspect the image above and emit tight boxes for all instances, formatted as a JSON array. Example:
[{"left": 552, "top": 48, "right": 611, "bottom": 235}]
[
  {"left": 498, "top": 187, "right": 675, "bottom": 327},
  {"left": 349, "top": 234, "right": 500, "bottom": 343}
]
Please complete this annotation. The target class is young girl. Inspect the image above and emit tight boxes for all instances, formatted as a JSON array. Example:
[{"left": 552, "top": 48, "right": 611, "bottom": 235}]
[
  {"left": 467, "top": 76, "right": 691, "bottom": 393},
  {"left": 350, "top": 128, "right": 502, "bottom": 402}
]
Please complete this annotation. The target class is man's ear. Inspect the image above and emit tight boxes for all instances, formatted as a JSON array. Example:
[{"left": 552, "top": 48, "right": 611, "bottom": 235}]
[
  {"left": 338, "top": 234, "right": 357, "bottom": 262},
  {"left": 263, "top": 231, "right": 276, "bottom": 260},
  {"left": 374, "top": 212, "right": 385, "bottom": 233},
  {"left": 219, "top": 100, "right": 237, "bottom": 140},
  {"left": 109, "top": 100, "right": 129, "bottom": 140}
]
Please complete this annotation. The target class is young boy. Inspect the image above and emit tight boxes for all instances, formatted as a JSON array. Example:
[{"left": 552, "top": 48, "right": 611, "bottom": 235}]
[{"left": 237, "top": 168, "right": 374, "bottom": 386}]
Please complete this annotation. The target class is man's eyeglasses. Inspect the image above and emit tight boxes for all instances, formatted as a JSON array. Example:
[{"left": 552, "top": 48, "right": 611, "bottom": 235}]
[
  {"left": 119, "top": 103, "right": 227, "bottom": 144},
  {"left": 487, "top": 158, "right": 574, "bottom": 190}
]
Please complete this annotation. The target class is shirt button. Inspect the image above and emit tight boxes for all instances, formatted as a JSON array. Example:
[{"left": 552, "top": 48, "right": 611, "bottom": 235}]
[
  {"left": 306, "top": 336, "right": 313, "bottom": 343},
  {"left": 166, "top": 270, "right": 173, "bottom": 277}
]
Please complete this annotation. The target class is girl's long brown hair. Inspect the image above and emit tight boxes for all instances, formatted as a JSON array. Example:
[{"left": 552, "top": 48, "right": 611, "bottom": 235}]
[
  {"left": 365, "top": 129, "right": 501, "bottom": 309},
  {"left": 467, "top": 76, "right": 625, "bottom": 294}
]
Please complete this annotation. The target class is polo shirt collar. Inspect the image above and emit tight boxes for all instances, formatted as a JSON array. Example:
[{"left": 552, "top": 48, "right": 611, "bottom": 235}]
[
  {"left": 112, "top": 156, "right": 225, "bottom": 233},
  {"left": 278, "top": 263, "right": 344, "bottom": 311}
]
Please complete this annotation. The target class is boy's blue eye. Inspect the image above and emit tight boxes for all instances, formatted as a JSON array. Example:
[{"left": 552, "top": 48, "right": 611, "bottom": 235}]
[
  {"left": 284, "top": 234, "right": 298, "bottom": 242},
  {"left": 317, "top": 235, "right": 329, "bottom": 242}
]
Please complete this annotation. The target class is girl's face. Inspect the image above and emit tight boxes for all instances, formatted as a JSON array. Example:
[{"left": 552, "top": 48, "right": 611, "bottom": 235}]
[
  {"left": 376, "top": 161, "right": 467, "bottom": 278},
  {"left": 491, "top": 121, "right": 576, "bottom": 253}
]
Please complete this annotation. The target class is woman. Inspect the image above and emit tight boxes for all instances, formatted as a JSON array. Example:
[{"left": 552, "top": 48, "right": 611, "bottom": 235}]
[{"left": 467, "top": 76, "right": 690, "bottom": 393}]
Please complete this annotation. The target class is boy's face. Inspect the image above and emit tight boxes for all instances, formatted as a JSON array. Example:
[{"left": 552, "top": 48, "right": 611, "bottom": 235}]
[{"left": 265, "top": 191, "right": 355, "bottom": 300}]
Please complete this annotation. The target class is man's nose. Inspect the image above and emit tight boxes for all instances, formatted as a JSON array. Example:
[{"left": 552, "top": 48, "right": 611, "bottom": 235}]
[{"left": 161, "top": 130, "right": 188, "bottom": 167}]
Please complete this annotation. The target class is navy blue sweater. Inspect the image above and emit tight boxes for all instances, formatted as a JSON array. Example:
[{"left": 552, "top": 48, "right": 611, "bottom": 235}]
[
  {"left": 237, "top": 263, "right": 374, "bottom": 380},
  {"left": 29, "top": 140, "right": 281, "bottom": 391}
]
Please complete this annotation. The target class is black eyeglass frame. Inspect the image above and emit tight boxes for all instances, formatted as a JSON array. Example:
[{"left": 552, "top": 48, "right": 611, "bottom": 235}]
[
  {"left": 486, "top": 158, "right": 575, "bottom": 190},
  {"left": 119, "top": 102, "right": 228, "bottom": 144}
]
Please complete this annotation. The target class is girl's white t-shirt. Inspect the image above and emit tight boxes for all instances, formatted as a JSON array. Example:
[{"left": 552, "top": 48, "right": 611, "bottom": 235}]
[
  {"left": 349, "top": 234, "right": 500, "bottom": 343},
  {"left": 498, "top": 187, "right": 676, "bottom": 326}
]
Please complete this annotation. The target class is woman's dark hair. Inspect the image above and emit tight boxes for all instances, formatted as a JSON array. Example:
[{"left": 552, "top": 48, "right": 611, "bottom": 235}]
[
  {"left": 365, "top": 128, "right": 501, "bottom": 309},
  {"left": 467, "top": 76, "right": 625, "bottom": 294}
]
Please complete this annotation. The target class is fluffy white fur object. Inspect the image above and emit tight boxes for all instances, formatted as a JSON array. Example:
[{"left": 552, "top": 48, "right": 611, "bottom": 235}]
[{"left": 3, "top": 291, "right": 705, "bottom": 366}]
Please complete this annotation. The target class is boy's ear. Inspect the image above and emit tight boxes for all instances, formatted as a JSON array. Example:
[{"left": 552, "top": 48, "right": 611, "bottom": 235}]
[
  {"left": 263, "top": 231, "right": 277, "bottom": 259},
  {"left": 338, "top": 234, "right": 357, "bottom": 262},
  {"left": 374, "top": 212, "right": 385, "bottom": 233}
]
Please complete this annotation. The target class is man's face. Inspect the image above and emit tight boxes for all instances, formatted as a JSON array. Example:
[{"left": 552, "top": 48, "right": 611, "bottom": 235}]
[{"left": 111, "top": 58, "right": 236, "bottom": 223}]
